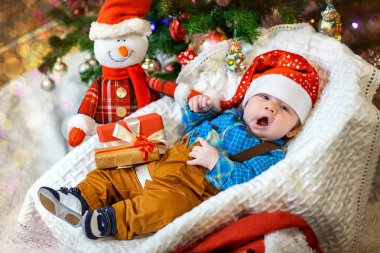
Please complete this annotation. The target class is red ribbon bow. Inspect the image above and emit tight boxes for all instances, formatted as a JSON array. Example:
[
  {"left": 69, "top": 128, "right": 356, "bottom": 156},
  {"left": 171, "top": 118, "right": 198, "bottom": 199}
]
[{"left": 135, "top": 135, "right": 156, "bottom": 162}]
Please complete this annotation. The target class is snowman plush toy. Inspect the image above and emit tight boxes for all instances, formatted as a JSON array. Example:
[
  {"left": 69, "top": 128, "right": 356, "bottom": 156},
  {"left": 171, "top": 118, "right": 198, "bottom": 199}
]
[{"left": 68, "top": 0, "right": 176, "bottom": 147}]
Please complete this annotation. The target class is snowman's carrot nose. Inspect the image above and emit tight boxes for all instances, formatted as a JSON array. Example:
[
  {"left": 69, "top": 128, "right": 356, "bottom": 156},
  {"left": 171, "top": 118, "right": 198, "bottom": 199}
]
[{"left": 119, "top": 46, "right": 129, "bottom": 57}]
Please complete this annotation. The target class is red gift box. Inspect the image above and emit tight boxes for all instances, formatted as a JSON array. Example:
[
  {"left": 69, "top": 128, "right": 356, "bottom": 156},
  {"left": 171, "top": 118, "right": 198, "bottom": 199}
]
[
  {"left": 95, "top": 113, "right": 168, "bottom": 169},
  {"left": 97, "top": 113, "right": 164, "bottom": 144}
]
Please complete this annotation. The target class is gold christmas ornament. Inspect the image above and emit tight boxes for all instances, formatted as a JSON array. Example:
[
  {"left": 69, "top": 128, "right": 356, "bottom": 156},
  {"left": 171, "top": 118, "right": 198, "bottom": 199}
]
[
  {"left": 319, "top": 0, "right": 342, "bottom": 41},
  {"left": 52, "top": 57, "right": 68, "bottom": 75},
  {"left": 141, "top": 57, "right": 161, "bottom": 74},
  {"left": 87, "top": 56, "right": 99, "bottom": 67}
]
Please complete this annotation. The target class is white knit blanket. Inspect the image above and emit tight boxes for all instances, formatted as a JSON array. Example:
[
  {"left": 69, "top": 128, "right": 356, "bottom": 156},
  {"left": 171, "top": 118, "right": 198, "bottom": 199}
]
[{"left": 18, "top": 23, "right": 380, "bottom": 253}]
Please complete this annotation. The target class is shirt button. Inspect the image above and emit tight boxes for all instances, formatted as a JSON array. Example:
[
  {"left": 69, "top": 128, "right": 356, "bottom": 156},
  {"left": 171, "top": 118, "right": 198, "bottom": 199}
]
[
  {"left": 234, "top": 116, "right": 240, "bottom": 121},
  {"left": 246, "top": 133, "right": 252, "bottom": 138},
  {"left": 212, "top": 125, "right": 219, "bottom": 130},
  {"left": 116, "top": 107, "right": 127, "bottom": 117},
  {"left": 192, "top": 132, "right": 198, "bottom": 137},
  {"left": 116, "top": 87, "right": 128, "bottom": 98}
]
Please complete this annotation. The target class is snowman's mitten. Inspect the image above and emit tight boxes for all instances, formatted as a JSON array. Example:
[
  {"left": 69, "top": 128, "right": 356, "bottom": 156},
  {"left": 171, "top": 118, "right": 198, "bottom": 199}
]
[
  {"left": 67, "top": 114, "right": 96, "bottom": 147},
  {"left": 68, "top": 127, "right": 86, "bottom": 147}
]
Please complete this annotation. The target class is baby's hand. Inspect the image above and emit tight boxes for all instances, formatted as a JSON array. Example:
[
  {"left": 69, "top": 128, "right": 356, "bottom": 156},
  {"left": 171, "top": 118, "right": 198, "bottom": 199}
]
[
  {"left": 188, "top": 95, "right": 212, "bottom": 113},
  {"left": 187, "top": 137, "right": 219, "bottom": 171}
]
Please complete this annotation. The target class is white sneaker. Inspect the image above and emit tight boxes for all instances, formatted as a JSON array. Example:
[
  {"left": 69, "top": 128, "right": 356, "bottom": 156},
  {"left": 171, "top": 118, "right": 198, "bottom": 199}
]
[{"left": 38, "top": 186, "right": 83, "bottom": 227}]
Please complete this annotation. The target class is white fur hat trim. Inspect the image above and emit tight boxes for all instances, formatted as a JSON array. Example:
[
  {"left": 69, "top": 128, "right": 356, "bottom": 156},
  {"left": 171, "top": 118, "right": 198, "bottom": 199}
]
[
  {"left": 241, "top": 74, "right": 312, "bottom": 124},
  {"left": 89, "top": 18, "right": 152, "bottom": 40}
]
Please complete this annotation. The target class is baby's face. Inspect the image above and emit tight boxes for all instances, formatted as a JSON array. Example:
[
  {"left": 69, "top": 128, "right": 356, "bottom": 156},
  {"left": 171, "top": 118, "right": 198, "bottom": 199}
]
[{"left": 243, "top": 94, "right": 300, "bottom": 141}]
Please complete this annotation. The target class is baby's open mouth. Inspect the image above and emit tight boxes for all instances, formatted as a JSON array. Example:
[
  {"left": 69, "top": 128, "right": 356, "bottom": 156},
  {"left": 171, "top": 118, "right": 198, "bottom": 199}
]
[{"left": 257, "top": 117, "right": 269, "bottom": 126}]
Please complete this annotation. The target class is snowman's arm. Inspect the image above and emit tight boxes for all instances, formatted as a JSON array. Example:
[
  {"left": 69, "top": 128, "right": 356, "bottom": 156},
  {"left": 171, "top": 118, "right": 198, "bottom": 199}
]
[
  {"left": 145, "top": 76, "right": 176, "bottom": 97},
  {"left": 67, "top": 79, "right": 99, "bottom": 147},
  {"left": 77, "top": 79, "right": 99, "bottom": 120},
  {"left": 145, "top": 76, "right": 201, "bottom": 100}
]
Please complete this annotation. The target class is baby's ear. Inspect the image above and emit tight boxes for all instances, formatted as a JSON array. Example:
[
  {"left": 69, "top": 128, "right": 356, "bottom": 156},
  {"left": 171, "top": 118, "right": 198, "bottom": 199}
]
[{"left": 286, "top": 122, "right": 301, "bottom": 138}]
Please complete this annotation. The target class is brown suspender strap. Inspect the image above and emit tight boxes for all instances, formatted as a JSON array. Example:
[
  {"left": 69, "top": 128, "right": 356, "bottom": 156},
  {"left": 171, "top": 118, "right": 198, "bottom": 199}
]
[{"left": 230, "top": 142, "right": 282, "bottom": 163}]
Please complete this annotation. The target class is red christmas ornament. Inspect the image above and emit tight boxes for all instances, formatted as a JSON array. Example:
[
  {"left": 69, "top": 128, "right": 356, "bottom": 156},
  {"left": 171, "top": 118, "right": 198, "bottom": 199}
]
[
  {"left": 193, "top": 30, "right": 228, "bottom": 54},
  {"left": 169, "top": 18, "right": 186, "bottom": 41},
  {"left": 177, "top": 44, "right": 197, "bottom": 65},
  {"left": 216, "top": 0, "right": 231, "bottom": 7},
  {"left": 179, "top": 12, "right": 191, "bottom": 19}
]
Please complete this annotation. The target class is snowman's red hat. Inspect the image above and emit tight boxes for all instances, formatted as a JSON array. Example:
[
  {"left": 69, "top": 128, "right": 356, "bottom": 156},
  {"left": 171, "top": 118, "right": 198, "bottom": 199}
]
[{"left": 89, "top": 0, "right": 152, "bottom": 40}]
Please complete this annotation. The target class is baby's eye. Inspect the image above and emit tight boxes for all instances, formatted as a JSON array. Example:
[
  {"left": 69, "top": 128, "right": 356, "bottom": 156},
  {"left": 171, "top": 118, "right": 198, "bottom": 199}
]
[
  {"left": 261, "top": 95, "right": 269, "bottom": 100},
  {"left": 281, "top": 105, "right": 289, "bottom": 112}
]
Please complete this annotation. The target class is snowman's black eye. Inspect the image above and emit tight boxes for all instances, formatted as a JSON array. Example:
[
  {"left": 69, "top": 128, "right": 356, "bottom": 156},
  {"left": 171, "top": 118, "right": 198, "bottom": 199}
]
[
  {"left": 117, "top": 39, "right": 120, "bottom": 42},
  {"left": 123, "top": 39, "right": 126, "bottom": 42}
]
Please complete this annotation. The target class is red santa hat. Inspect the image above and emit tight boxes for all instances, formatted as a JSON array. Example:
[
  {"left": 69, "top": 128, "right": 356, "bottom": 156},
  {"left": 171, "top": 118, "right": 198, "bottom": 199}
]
[
  {"left": 225, "top": 50, "right": 319, "bottom": 124},
  {"left": 89, "top": 0, "right": 152, "bottom": 40}
]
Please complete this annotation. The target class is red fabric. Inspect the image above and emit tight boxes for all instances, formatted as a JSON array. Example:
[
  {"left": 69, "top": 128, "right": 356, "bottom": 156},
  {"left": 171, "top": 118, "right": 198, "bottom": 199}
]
[
  {"left": 125, "top": 65, "right": 160, "bottom": 109},
  {"left": 103, "top": 65, "right": 161, "bottom": 109},
  {"left": 97, "top": 113, "right": 164, "bottom": 143},
  {"left": 188, "top": 90, "right": 202, "bottom": 101},
  {"left": 97, "top": 0, "right": 152, "bottom": 25},
  {"left": 173, "top": 211, "right": 322, "bottom": 253},
  {"left": 77, "top": 65, "right": 160, "bottom": 124},
  {"left": 146, "top": 77, "right": 177, "bottom": 97},
  {"left": 102, "top": 65, "right": 131, "bottom": 81},
  {"left": 220, "top": 50, "right": 319, "bottom": 110}
]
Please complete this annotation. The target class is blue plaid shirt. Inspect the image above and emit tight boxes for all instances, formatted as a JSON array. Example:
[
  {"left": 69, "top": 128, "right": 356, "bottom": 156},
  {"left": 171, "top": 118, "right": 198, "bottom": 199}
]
[{"left": 182, "top": 106, "right": 285, "bottom": 191}]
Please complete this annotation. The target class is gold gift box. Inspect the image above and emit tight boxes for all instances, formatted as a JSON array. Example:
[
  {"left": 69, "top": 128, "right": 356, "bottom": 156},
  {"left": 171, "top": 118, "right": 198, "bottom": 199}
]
[{"left": 95, "top": 145, "right": 161, "bottom": 169}]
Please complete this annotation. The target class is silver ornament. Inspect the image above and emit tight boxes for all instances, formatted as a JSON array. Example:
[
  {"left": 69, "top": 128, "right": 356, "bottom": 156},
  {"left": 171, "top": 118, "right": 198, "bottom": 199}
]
[
  {"left": 79, "top": 62, "right": 91, "bottom": 74},
  {"left": 40, "top": 76, "right": 56, "bottom": 91}
]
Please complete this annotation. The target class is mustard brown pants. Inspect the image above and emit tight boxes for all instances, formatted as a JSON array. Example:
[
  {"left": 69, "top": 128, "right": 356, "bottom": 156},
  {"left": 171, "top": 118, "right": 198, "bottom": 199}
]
[{"left": 76, "top": 136, "right": 219, "bottom": 240}]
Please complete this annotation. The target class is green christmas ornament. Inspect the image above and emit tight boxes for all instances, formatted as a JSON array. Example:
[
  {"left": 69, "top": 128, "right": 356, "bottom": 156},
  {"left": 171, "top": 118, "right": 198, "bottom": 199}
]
[{"left": 225, "top": 40, "right": 246, "bottom": 72}]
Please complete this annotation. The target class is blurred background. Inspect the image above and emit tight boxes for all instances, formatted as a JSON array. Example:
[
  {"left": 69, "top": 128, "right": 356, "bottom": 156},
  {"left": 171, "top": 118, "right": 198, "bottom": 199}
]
[{"left": 0, "top": 0, "right": 379, "bottom": 249}]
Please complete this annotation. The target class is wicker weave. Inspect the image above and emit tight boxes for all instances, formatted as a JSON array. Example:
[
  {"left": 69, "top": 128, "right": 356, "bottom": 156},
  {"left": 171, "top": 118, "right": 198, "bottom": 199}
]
[{"left": 18, "top": 23, "right": 380, "bottom": 253}]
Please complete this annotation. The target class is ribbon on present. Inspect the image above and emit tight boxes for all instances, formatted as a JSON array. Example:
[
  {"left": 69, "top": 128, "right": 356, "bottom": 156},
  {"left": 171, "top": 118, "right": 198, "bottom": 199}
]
[{"left": 112, "top": 117, "right": 168, "bottom": 162}]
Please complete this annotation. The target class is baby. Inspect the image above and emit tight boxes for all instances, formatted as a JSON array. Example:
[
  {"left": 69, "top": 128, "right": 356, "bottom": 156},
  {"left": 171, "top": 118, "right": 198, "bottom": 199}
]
[{"left": 38, "top": 50, "right": 319, "bottom": 240}]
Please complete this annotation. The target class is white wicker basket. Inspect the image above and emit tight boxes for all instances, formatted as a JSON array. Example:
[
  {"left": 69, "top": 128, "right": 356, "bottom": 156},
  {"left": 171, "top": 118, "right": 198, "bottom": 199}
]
[{"left": 18, "top": 23, "right": 380, "bottom": 253}]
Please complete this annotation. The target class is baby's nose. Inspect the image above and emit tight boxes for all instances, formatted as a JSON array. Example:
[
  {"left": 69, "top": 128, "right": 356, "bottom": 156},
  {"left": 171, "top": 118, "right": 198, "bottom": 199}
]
[
  {"left": 265, "top": 106, "right": 275, "bottom": 113},
  {"left": 118, "top": 46, "right": 129, "bottom": 57}
]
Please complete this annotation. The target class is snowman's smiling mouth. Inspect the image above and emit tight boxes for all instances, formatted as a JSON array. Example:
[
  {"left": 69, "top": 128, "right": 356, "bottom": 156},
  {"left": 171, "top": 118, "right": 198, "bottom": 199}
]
[{"left": 108, "top": 50, "right": 134, "bottom": 62}]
